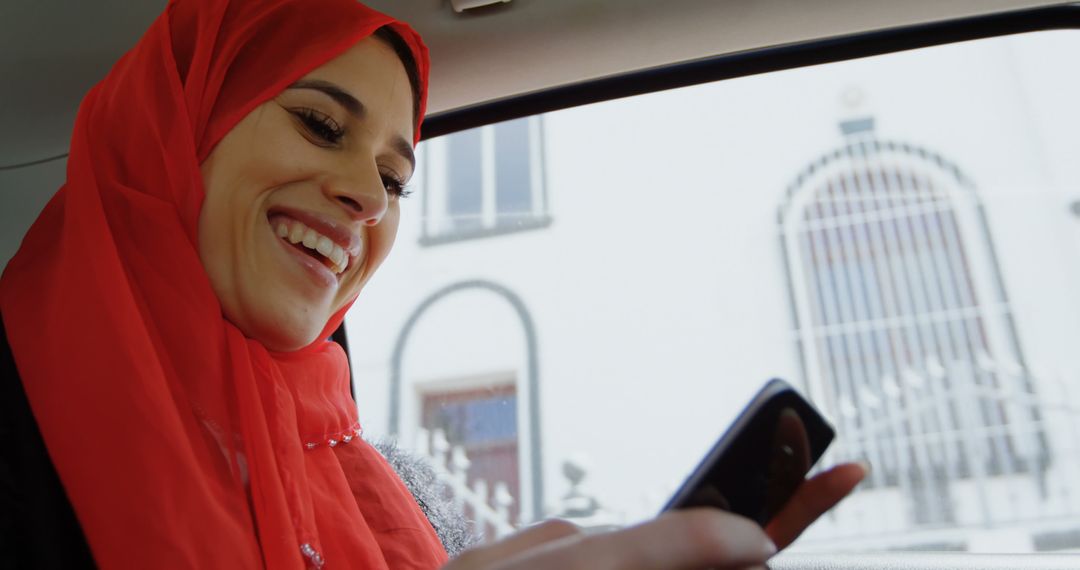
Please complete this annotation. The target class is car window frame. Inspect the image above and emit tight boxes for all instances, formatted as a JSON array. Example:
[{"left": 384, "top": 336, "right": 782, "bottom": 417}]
[{"left": 420, "top": 3, "right": 1080, "bottom": 138}]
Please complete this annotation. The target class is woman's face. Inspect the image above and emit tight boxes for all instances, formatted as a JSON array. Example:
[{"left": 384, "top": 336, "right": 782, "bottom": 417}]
[{"left": 198, "top": 36, "right": 415, "bottom": 352}]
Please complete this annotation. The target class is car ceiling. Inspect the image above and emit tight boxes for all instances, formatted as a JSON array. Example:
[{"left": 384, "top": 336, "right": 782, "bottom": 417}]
[{"left": 0, "top": 0, "right": 1067, "bottom": 170}]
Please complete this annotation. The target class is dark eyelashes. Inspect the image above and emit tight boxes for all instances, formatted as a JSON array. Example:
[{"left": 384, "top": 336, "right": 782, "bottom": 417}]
[
  {"left": 382, "top": 174, "right": 413, "bottom": 199},
  {"left": 290, "top": 105, "right": 412, "bottom": 199},
  {"left": 291, "top": 107, "right": 345, "bottom": 145}
]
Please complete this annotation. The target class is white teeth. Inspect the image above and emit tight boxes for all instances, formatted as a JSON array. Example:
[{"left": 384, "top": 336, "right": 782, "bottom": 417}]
[
  {"left": 275, "top": 217, "right": 354, "bottom": 275},
  {"left": 330, "top": 245, "right": 346, "bottom": 269},
  {"left": 302, "top": 228, "right": 318, "bottom": 248},
  {"left": 288, "top": 224, "right": 304, "bottom": 244},
  {"left": 315, "top": 236, "right": 334, "bottom": 258}
]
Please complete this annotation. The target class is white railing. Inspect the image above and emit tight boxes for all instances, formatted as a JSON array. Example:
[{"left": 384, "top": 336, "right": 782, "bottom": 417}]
[
  {"left": 798, "top": 363, "right": 1080, "bottom": 552},
  {"left": 414, "top": 428, "right": 518, "bottom": 541}
]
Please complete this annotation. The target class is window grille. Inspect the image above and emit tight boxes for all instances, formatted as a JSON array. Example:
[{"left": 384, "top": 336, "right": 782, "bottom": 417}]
[{"left": 779, "top": 122, "right": 1047, "bottom": 524}]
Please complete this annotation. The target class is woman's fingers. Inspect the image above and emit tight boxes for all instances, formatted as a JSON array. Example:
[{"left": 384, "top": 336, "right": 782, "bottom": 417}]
[
  {"left": 445, "top": 463, "right": 865, "bottom": 570},
  {"left": 446, "top": 519, "right": 583, "bottom": 569},
  {"left": 489, "top": 509, "right": 776, "bottom": 570},
  {"left": 764, "top": 461, "right": 867, "bottom": 549}
]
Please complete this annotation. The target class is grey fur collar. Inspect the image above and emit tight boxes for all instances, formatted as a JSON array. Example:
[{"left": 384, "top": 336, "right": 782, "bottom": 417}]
[{"left": 371, "top": 438, "right": 477, "bottom": 556}]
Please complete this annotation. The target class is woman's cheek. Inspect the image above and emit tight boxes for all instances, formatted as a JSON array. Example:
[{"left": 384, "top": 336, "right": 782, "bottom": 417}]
[
  {"left": 368, "top": 208, "right": 400, "bottom": 273},
  {"left": 336, "top": 208, "right": 399, "bottom": 309}
]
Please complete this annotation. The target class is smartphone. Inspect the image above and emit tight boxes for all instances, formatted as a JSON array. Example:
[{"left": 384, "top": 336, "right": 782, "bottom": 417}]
[{"left": 661, "top": 378, "right": 835, "bottom": 526}]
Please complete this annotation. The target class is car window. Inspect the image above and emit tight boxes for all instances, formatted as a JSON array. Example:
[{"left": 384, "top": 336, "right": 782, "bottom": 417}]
[{"left": 345, "top": 30, "right": 1080, "bottom": 553}]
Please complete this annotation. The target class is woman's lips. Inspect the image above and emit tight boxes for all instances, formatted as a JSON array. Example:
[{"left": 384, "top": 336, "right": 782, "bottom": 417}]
[
  {"left": 267, "top": 207, "right": 362, "bottom": 258},
  {"left": 272, "top": 216, "right": 350, "bottom": 273},
  {"left": 275, "top": 231, "right": 339, "bottom": 289},
  {"left": 265, "top": 207, "right": 365, "bottom": 291}
]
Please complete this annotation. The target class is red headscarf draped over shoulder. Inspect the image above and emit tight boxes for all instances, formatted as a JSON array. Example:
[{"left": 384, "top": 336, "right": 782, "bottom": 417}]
[{"left": 0, "top": 1, "right": 443, "bottom": 568}]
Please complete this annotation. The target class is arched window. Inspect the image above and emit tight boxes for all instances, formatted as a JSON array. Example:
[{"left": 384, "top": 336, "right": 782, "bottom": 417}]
[
  {"left": 389, "top": 280, "right": 544, "bottom": 525},
  {"left": 779, "top": 119, "right": 1046, "bottom": 524}
]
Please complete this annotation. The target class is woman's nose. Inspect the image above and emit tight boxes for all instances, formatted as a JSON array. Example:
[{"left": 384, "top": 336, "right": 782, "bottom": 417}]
[{"left": 326, "top": 161, "right": 388, "bottom": 225}]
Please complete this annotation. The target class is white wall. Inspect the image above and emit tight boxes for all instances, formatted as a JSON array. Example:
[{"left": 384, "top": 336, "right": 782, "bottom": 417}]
[{"left": 346, "top": 31, "right": 1080, "bottom": 546}]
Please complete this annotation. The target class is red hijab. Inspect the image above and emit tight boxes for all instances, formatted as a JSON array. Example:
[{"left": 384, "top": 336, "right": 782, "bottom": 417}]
[{"left": 0, "top": 0, "right": 445, "bottom": 568}]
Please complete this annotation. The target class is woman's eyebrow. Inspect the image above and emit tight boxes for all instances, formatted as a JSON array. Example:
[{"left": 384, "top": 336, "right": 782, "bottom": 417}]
[
  {"left": 288, "top": 79, "right": 364, "bottom": 118},
  {"left": 289, "top": 78, "right": 414, "bottom": 172}
]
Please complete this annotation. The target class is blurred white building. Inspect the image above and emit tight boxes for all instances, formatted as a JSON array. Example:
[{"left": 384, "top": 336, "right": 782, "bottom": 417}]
[{"left": 346, "top": 31, "right": 1080, "bottom": 552}]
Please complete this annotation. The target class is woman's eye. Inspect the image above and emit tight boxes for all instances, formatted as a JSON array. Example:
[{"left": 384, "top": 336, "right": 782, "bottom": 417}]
[
  {"left": 292, "top": 107, "right": 345, "bottom": 145},
  {"left": 382, "top": 175, "right": 412, "bottom": 199}
]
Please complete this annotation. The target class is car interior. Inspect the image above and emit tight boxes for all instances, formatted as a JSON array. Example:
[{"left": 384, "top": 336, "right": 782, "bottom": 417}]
[{"left": 3, "top": 1, "right": 1080, "bottom": 568}]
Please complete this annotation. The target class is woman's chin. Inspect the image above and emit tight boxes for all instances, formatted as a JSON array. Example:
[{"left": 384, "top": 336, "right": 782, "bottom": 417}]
[
  {"left": 256, "top": 327, "right": 323, "bottom": 353},
  {"left": 226, "top": 306, "right": 326, "bottom": 353}
]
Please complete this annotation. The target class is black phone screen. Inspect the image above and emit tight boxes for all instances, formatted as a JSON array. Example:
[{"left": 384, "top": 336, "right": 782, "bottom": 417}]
[{"left": 662, "top": 379, "right": 834, "bottom": 526}]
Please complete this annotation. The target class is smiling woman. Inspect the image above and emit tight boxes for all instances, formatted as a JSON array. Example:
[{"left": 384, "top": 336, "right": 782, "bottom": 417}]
[
  {"left": 198, "top": 35, "right": 416, "bottom": 352},
  {"left": 0, "top": 0, "right": 449, "bottom": 567},
  {"left": 0, "top": 0, "right": 863, "bottom": 568}
]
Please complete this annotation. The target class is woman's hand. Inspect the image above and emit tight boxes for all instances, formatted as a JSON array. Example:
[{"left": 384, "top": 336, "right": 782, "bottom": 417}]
[{"left": 442, "top": 462, "right": 866, "bottom": 570}]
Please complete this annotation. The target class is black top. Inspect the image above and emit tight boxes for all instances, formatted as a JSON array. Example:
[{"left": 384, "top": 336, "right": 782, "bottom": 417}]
[{"left": 0, "top": 319, "right": 96, "bottom": 568}]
